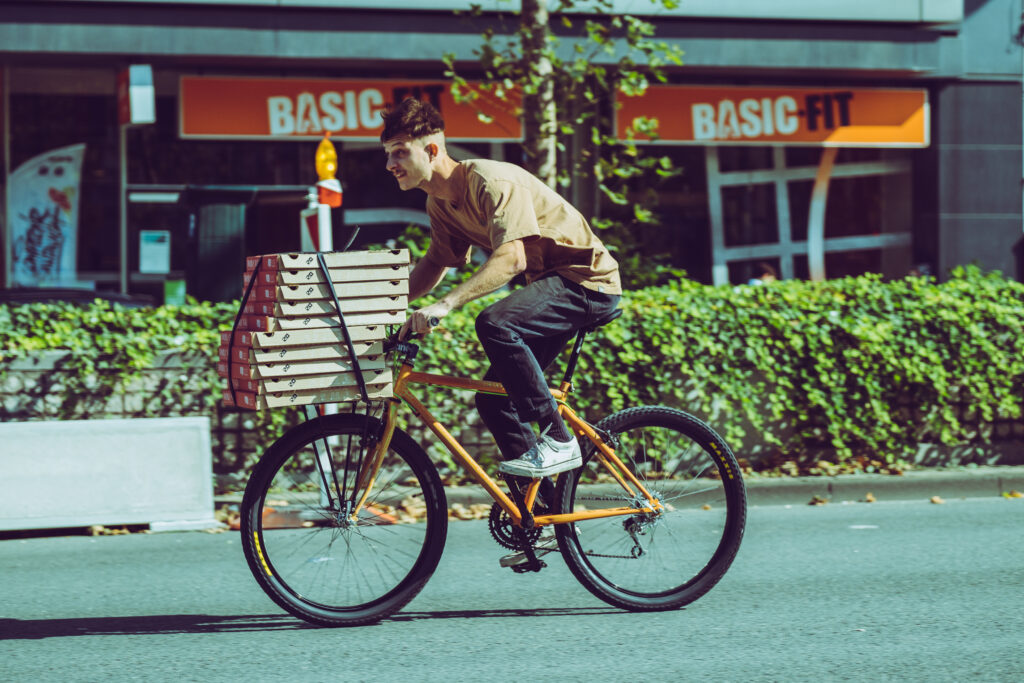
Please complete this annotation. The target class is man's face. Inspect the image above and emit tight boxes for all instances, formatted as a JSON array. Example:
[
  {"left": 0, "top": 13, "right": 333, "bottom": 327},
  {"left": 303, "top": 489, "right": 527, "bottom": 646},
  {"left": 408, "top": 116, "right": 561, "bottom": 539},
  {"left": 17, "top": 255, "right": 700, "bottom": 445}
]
[{"left": 383, "top": 136, "right": 432, "bottom": 191}]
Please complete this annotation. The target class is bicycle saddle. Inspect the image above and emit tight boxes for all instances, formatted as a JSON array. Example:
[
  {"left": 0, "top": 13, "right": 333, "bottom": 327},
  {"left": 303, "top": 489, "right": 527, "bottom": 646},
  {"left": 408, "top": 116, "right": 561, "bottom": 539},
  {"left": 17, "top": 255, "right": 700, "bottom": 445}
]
[{"left": 582, "top": 308, "right": 622, "bottom": 333}]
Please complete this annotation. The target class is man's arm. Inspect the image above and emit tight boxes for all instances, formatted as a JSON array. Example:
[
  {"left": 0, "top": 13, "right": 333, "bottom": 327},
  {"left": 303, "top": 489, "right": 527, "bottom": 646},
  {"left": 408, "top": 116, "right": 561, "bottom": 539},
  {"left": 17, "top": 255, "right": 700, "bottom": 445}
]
[
  {"left": 407, "top": 256, "right": 450, "bottom": 302},
  {"left": 400, "top": 239, "right": 526, "bottom": 337}
]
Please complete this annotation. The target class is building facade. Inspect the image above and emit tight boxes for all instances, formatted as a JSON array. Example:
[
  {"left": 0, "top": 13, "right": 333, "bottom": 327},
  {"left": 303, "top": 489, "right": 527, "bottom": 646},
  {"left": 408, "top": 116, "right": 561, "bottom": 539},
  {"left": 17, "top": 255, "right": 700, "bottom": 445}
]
[{"left": 0, "top": 0, "right": 1021, "bottom": 300}]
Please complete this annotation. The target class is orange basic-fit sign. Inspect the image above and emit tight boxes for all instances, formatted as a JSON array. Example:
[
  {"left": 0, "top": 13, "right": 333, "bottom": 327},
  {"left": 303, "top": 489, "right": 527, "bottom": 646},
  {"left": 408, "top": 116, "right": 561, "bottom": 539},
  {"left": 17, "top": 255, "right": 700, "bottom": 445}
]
[
  {"left": 616, "top": 86, "right": 929, "bottom": 147},
  {"left": 179, "top": 76, "right": 522, "bottom": 141}
]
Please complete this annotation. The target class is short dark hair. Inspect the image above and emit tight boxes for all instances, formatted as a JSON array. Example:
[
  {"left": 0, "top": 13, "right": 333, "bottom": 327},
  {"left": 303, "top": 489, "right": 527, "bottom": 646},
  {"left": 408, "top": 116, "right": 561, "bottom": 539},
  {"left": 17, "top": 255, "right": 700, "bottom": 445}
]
[{"left": 380, "top": 98, "right": 445, "bottom": 142}]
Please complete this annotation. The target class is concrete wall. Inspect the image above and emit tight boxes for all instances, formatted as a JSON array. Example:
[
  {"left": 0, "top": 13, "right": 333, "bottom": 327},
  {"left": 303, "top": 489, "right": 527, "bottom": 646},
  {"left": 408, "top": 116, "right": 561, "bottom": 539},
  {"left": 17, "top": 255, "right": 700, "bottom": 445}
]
[
  {"left": 0, "top": 417, "right": 219, "bottom": 531},
  {"left": 933, "top": 82, "right": 1022, "bottom": 278}
]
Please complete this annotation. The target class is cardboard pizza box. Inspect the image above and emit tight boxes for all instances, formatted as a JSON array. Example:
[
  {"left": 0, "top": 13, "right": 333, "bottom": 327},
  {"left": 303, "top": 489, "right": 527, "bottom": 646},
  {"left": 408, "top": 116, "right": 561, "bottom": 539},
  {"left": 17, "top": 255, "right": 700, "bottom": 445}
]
[
  {"left": 217, "top": 354, "right": 386, "bottom": 380},
  {"left": 218, "top": 341, "right": 383, "bottom": 365},
  {"left": 245, "top": 249, "right": 409, "bottom": 272},
  {"left": 244, "top": 264, "right": 409, "bottom": 288},
  {"left": 220, "top": 327, "right": 385, "bottom": 349},
  {"left": 247, "top": 326, "right": 387, "bottom": 349},
  {"left": 223, "top": 382, "right": 393, "bottom": 410},
  {"left": 241, "top": 295, "right": 408, "bottom": 318},
  {"left": 249, "top": 280, "right": 408, "bottom": 302},
  {"left": 236, "top": 309, "right": 405, "bottom": 332},
  {"left": 227, "top": 369, "right": 392, "bottom": 394}
]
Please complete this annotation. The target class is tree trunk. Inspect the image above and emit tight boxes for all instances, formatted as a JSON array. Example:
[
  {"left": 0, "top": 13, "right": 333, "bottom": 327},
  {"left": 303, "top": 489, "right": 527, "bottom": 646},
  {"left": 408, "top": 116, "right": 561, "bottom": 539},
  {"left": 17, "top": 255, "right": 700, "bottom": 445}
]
[{"left": 521, "top": 0, "right": 557, "bottom": 189}]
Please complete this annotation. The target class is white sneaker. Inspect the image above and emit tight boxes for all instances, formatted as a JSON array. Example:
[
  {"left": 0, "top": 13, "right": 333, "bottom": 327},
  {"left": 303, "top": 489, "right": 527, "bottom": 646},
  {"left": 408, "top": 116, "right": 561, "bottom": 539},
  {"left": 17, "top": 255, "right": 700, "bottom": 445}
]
[
  {"left": 499, "top": 526, "right": 558, "bottom": 568},
  {"left": 498, "top": 431, "right": 582, "bottom": 478}
]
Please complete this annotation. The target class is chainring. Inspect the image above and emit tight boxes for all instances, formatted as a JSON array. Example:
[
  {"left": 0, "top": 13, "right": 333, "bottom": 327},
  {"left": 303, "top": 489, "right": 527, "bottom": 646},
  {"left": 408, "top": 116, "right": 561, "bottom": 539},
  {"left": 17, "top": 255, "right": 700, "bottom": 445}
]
[{"left": 488, "top": 503, "right": 542, "bottom": 550}]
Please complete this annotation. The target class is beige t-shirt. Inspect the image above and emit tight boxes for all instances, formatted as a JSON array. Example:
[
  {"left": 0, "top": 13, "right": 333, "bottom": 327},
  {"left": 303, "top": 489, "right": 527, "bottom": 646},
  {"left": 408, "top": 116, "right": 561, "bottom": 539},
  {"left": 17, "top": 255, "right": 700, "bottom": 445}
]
[{"left": 424, "top": 159, "right": 622, "bottom": 295}]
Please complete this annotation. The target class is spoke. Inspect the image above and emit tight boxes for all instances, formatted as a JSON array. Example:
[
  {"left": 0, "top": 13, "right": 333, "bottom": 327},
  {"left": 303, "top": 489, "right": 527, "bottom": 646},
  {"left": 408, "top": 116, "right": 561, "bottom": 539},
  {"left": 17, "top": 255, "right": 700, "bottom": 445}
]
[
  {"left": 255, "top": 426, "right": 431, "bottom": 612},
  {"left": 659, "top": 484, "right": 723, "bottom": 504}
]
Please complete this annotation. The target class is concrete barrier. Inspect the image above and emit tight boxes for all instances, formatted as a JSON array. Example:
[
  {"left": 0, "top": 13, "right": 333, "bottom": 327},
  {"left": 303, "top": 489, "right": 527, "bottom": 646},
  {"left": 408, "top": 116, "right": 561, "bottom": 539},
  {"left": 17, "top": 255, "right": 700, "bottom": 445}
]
[{"left": 0, "top": 417, "right": 220, "bottom": 532}]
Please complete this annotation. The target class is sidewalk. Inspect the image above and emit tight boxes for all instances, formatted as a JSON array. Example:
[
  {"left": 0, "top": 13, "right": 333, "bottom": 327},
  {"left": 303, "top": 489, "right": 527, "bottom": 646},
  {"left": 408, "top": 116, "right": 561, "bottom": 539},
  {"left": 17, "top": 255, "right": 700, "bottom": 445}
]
[{"left": 440, "top": 465, "right": 1024, "bottom": 508}]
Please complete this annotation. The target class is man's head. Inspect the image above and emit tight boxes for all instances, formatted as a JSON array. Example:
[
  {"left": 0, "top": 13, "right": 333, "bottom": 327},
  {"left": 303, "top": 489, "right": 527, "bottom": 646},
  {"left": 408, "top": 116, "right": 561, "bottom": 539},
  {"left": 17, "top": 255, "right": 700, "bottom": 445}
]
[
  {"left": 381, "top": 98, "right": 449, "bottom": 192},
  {"left": 380, "top": 97, "right": 445, "bottom": 142}
]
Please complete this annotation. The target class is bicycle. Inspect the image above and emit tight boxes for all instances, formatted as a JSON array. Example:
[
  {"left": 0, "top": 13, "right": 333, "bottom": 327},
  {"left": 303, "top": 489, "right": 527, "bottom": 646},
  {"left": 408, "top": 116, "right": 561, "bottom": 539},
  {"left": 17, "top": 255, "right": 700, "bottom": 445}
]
[{"left": 239, "top": 309, "right": 747, "bottom": 626}]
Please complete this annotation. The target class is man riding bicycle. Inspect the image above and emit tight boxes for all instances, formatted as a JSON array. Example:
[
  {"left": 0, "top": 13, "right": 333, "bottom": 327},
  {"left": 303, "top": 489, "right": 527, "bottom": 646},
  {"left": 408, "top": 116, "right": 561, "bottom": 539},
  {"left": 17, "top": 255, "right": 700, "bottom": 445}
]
[{"left": 382, "top": 98, "right": 621, "bottom": 563}]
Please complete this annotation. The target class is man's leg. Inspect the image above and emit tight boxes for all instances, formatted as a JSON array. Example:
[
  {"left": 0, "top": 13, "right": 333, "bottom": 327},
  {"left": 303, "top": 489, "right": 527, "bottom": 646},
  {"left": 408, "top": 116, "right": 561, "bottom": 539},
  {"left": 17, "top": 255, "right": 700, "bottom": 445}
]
[
  {"left": 475, "top": 333, "right": 572, "bottom": 509},
  {"left": 473, "top": 331, "right": 574, "bottom": 461},
  {"left": 474, "top": 276, "right": 594, "bottom": 477}
]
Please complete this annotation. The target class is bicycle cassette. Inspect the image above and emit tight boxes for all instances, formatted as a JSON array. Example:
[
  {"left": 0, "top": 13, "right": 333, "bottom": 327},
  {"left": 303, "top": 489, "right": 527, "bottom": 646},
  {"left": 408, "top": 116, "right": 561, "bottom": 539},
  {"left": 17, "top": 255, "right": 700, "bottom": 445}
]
[{"left": 488, "top": 503, "right": 542, "bottom": 550}]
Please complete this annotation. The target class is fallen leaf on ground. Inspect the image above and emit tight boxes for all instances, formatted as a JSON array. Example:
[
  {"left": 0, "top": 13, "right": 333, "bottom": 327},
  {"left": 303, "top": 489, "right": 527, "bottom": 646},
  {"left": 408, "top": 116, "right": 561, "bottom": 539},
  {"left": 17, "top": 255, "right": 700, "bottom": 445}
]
[
  {"left": 808, "top": 495, "right": 829, "bottom": 506},
  {"left": 863, "top": 492, "right": 876, "bottom": 503},
  {"left": 448, "top": 502, "right": 490, "bottom": 520},
  {"left": 930, "top": 495, "right": 945, "bottom": 505},
  {"left": 1003, "top": 490, "right": 1023, "bottom": 499}
]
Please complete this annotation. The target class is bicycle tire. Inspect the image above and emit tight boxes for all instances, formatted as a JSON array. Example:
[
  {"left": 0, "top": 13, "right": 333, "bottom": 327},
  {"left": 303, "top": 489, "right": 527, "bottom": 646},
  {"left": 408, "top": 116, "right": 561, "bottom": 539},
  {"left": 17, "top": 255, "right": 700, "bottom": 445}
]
[
  {"left": 240, "top": 412, "right": 447, "bottom": 627},
  {"left": 555, "top": 405, "right": 746, "bottom": 611}
]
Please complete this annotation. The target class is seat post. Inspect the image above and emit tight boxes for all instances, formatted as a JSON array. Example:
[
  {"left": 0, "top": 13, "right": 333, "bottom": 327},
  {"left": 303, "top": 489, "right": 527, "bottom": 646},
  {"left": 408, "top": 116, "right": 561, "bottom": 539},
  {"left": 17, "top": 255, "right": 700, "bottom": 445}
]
[{"left": 561, "top": 329, "right": 588, "bottom": 386}]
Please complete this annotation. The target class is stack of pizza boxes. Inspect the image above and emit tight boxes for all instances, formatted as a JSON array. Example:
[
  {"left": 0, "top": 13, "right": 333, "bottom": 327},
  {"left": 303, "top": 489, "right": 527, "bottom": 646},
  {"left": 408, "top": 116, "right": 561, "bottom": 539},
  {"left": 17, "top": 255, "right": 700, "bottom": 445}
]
[{"left": 219, "top": 249, "right": 410, "bottom": 410}]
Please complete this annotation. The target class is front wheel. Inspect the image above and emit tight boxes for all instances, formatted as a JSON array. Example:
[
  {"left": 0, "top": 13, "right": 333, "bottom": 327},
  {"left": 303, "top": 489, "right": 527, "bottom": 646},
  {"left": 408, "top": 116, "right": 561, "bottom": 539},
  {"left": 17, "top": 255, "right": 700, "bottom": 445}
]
[
  {"left": 240, "top": 412, "right": 448, "bottom": 626},
  {"left": 555, "top": 406, "right": 746, "bottom": 611}
]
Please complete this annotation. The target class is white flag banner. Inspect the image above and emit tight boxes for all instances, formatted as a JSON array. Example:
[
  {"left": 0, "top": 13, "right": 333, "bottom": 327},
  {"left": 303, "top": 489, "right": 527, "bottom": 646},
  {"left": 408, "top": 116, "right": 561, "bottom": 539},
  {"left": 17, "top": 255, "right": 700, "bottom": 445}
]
[{"left": 8, "top": 144, "right": 86, "bottom": 286}]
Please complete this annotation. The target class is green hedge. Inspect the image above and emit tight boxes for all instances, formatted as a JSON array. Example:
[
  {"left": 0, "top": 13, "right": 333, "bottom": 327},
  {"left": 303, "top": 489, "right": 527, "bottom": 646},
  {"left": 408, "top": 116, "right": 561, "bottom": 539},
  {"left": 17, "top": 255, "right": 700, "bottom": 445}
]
[{"left": 2, "top": 266, "right": 1022, "bottom": 472}]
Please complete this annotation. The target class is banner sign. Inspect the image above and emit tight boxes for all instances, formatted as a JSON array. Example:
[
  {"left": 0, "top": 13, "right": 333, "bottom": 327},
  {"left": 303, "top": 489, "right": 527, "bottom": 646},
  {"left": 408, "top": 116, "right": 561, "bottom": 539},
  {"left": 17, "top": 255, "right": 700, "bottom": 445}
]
[
  {"left": 617, "top": 86, "right": 929, "bottom": 147},
  {"left": 8, "top": 144, "right": 87, "bottom": 287},
  {"left": 179, "top": 76, "right": 522, "bottom": 141}
]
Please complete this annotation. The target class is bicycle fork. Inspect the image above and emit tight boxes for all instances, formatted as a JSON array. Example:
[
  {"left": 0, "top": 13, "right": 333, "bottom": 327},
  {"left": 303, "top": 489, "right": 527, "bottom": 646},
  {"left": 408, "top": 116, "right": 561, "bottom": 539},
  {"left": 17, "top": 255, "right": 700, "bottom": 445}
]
[{"left": 306, "top": 401, "right": 399, "bottom": 524}]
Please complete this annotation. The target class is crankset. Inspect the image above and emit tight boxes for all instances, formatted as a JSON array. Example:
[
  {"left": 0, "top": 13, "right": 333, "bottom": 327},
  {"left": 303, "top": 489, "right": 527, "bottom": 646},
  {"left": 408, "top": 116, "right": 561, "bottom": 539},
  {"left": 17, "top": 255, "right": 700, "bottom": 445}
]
[{"left": 488, "top": 503, "right": 542, "bottom": 550}]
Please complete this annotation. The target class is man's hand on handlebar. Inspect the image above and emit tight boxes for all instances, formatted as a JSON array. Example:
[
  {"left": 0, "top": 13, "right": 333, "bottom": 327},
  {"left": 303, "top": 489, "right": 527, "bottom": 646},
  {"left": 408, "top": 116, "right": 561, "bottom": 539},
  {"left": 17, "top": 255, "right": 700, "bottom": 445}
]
[{"left": 399, "top": 302, "right": 449, "bottom": 340}]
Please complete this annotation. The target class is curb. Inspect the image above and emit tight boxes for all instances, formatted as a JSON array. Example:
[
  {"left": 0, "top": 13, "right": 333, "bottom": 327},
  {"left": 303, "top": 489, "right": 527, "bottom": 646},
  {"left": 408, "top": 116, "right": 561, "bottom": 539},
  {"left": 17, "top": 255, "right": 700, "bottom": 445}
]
[
  {"left": 211, "top": 466, "right": 1024, "bottom": 510},
  {"left": 441, "top": 466, "right": 1024, "bottom": 509}
]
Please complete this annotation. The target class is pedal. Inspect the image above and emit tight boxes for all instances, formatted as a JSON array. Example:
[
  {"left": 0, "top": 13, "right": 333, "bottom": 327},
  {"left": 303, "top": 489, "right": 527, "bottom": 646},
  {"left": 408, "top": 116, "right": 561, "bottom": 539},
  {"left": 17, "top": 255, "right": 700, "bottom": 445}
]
[{"left": 510, "top": 560, "right": 547, "bottom": 574}]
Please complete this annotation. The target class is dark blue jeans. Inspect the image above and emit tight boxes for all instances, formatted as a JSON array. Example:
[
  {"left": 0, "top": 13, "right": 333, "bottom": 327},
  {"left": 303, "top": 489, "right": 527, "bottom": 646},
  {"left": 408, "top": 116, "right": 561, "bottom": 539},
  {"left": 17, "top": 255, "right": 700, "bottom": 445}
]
[{"left": 474, "top": 274, "right": 620, "bottom": 460}]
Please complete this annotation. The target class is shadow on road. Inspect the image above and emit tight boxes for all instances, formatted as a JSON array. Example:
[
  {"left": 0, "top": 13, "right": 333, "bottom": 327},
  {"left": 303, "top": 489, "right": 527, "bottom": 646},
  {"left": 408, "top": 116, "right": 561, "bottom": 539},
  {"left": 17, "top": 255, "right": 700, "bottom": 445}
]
[
  {"left": 0, "top": 614, "right": 307, "bottom": 639},
  {"left": 388, "top": 606, "right": 624, "bottom": 621},
  {"left": 1, "top": 607, "right": 628, "bottom": 638}
]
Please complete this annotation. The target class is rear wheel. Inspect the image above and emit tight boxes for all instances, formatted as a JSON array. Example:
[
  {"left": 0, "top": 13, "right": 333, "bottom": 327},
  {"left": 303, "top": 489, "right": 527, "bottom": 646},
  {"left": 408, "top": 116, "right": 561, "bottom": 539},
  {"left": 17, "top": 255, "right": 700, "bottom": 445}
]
[
  {"left": 555, "top": 406, "right": 746, "bottom": 611},
  {"left": 240, "top": 412, "right": 447, "bottom": 626}
]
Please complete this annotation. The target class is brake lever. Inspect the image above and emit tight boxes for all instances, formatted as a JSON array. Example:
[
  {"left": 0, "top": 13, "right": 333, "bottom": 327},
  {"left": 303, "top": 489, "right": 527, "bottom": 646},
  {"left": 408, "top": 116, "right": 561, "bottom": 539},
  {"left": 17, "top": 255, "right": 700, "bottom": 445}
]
[{"left": 383, "top": 317, "right": 439, "bottom": 353}]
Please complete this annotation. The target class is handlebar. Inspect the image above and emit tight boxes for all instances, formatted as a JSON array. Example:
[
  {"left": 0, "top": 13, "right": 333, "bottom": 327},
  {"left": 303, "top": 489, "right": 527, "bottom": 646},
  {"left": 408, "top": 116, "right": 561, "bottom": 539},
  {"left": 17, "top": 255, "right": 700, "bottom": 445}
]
[{"left": 382, "top": 316, "right": 440, "bottom": 355}]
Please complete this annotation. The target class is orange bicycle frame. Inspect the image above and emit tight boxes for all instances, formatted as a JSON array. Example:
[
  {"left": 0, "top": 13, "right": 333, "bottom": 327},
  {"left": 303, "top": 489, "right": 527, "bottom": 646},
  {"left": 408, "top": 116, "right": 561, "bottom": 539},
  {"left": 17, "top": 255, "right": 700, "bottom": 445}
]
[{"left": 351, "top": 359, "right": 663, "bottom": 528}]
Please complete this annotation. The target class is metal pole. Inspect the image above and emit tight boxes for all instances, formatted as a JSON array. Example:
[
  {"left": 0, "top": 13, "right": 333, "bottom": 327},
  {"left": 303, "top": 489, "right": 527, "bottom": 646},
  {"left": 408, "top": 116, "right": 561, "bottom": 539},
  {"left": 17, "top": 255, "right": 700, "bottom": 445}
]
[
  {"left": 317, "top": 202, "right": 332, "bottom": 252},
  {"left": 3, "top": 65, "right": 11, "bottom": 288},
  {"left": 807, "top": 147, "right": 838, "bottom": 282},
  {"left": 118, "top": 123, "right": 128, "bottom": 294}
]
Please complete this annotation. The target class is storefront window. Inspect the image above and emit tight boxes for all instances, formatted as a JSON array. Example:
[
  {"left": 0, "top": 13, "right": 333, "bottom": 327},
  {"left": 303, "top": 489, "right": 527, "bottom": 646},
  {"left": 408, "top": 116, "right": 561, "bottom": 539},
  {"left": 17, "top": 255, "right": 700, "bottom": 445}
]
[
  {"left": 9, "top": 92, "right": 119, "bottom": 277},
  {"left": 784, "top": 146, "right": 883, "bottom": 168},
  {"left": 793, "top": 249, "right": 883, "bottom": 279},
  {"left": 789, "top": 176, "right": 888, "bottom": 241},
  {"left": 718, "top": 146, "right": 773, "bottom": 172},
  {"left": 722, "top": 183, "right": 778, "bottom": 246},
  {"left": 597, "top": 144, "right": 712, "bottom": 284}
]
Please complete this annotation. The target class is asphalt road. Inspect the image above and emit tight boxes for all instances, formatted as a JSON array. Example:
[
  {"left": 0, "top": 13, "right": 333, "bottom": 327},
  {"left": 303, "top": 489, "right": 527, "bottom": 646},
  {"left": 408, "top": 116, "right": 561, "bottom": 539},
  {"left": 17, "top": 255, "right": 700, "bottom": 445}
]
[{"left": 1, "top": 496, "right": 1022, "bottom": 682}]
